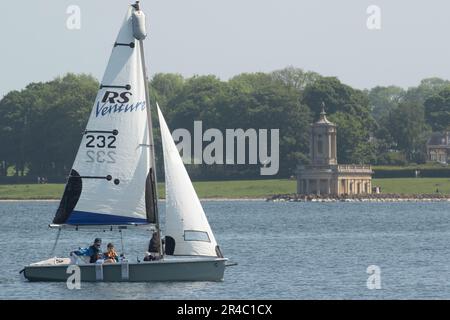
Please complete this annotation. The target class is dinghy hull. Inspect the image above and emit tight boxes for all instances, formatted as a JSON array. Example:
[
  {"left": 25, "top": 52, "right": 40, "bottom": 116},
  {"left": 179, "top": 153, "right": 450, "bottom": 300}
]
[{"left": 23, "top": 257, "right": 227, "bottom": 282}]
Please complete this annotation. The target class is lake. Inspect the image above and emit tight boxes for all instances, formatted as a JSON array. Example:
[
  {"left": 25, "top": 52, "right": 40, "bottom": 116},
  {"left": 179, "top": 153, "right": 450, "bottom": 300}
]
[{"left": 0, "top": 200, "right": 449, "bottom": 299}]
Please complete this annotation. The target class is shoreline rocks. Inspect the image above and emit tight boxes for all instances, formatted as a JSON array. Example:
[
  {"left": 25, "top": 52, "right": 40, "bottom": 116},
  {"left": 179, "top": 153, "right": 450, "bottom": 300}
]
[{"left": 266, "top": 193, "right": 450, "bottom": 203}]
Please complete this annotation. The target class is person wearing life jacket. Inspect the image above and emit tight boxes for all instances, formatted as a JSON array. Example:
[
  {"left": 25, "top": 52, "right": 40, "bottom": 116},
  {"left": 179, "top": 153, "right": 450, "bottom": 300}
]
[
  {"left": 103, "top": 243, "right": 119, "bottom": 263},
  {"left": 70, "top": 238, "right": 103, "bottom": 263}
]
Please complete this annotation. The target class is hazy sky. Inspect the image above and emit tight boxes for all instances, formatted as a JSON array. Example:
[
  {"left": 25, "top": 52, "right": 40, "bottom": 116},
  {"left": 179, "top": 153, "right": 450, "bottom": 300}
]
[{"left": 1, "top": 0, "right": 450, "bottom": 97}]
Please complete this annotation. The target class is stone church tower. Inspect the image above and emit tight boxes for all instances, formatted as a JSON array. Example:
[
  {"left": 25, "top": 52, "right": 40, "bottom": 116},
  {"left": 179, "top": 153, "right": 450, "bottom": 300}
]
[
  {"left": 310, "top": 105, "right": 337, "bottom": 166},
  {"left": 296, "top": 103, "right": 373, "bottom": 196}
]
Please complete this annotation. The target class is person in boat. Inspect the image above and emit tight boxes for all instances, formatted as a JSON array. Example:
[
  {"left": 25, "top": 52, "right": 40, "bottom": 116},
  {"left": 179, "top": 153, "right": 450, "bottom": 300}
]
[
  {"left": 103, "top": 243, "right": 119, "bottom": 263},
  {"left": 144, "top": 232, "right": 161, "bottom": 261},
  {"left": 70, "top": 238, "right": 103, "bottom": 263}
]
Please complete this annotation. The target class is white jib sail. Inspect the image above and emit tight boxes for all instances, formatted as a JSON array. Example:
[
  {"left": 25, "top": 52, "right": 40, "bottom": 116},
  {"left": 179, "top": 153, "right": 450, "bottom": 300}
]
[
  {"left": 157, "top": 104, "right": 219, "bottom": 257},
  {"left": 54, "top": 6, "right": 153, "bottom": 225}
]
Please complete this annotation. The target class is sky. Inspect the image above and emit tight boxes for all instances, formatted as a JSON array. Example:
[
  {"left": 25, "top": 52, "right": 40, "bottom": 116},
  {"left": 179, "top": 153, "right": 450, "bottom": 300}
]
[{"left": 1, "top": 0, "right": 450, "bottom": 97}]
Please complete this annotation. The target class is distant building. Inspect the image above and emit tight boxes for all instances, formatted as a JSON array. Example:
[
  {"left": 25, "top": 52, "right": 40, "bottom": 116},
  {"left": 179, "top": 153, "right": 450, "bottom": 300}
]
[
  {"left": 426, "top": 132, "right": 450, "bottom": 164},
  {"left": 296, "top": 106, "right": 373, "bottom": 195}
]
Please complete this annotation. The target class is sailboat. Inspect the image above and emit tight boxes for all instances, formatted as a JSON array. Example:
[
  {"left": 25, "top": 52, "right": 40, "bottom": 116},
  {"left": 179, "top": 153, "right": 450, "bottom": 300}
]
[{"left": 23, "top": 1, "right": 228, "bottom": 282}]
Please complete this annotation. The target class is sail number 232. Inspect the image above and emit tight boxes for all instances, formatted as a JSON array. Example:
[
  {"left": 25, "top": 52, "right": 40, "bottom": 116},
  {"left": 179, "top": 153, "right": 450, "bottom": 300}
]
[{"left": 85, "top": 134, "right": 116, "bottom": 163}]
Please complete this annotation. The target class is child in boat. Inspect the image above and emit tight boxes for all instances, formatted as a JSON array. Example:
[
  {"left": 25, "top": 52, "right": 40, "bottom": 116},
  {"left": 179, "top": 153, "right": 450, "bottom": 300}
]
[
  {"left": 70, "top": 238, "right": 103, "bottom": 263},
  {"left": 103, "top": 243, "right": 119, "bottom": 263}
]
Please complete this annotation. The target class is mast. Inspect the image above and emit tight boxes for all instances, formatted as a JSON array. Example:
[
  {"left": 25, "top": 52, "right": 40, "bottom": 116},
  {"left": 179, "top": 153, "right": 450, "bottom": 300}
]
[{"left": 133, "top": 1, "right": 162, "bottom": 256}]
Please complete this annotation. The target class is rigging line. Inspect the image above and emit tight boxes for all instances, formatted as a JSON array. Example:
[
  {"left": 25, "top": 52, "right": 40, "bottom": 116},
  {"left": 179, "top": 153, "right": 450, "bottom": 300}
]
[
  {"left": 139, "top": 39, "right": 163, "bottom": 257},
  {"left": 49, "top": 228, "right": 62, "bottom": 257}
]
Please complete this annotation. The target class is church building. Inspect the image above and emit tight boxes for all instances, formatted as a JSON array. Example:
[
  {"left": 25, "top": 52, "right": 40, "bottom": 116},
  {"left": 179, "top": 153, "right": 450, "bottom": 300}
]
[{"left": 296, "top": 106, "right": 373, "bottom": 195}]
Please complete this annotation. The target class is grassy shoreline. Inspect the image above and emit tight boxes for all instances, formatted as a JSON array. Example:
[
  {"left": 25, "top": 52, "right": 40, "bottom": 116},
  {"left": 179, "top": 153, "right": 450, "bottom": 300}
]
[{"left": 0, "top": 178, "right": 449, "bottom": 200}]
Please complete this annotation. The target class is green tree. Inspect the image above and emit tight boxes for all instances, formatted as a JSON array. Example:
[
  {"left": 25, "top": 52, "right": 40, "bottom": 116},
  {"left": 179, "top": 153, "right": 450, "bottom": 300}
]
[
  {"left": 167, "top": 75, "right": 228, "bottom": 130},
  {"left": 423, "top": 87, "right": 450, "bottom": 131},
  {"left": 0, "top": 73, "right": 98, "bottom": 177},
  {"left": 228, "top": 73, "right": 312, "bottom": 176},
  {"left": 271, "top": 66, "right": 321, "bottom": 92},
  {"left": 387, "top": 102, "right": 430, "bottom": 162},
  {"left": 3, "top": 70, "right": 448, "bottom": 180},
  {"left": 368, "top": 86, "right": 405, "bottom": 121},
  {"left": 404, "top": 77, "right": 450, "bottom": 105},
  {"left": 149, "top": 73, "right": 184, "bottom": 109},
  {"left": 302, "top": 77, "right": 376, "bottom": 164},
  {"left": 0, "top": 90, "right": 28, "bottom": 176}
]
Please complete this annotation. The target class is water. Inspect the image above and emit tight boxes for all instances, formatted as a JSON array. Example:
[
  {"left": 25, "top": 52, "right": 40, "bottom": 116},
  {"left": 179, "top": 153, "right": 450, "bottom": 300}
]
[{"left": 1, "top": 200, "right": 450, "bottom": 299}]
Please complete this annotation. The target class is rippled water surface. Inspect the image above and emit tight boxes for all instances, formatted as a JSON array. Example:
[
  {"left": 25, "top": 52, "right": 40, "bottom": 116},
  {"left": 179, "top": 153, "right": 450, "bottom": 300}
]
[{"left": 1, "top": 200, "right": 450, "bottom": 299}]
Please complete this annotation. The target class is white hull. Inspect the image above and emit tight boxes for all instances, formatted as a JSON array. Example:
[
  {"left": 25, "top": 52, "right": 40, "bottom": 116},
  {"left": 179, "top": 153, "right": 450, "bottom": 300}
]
[{"left": 24, "top": 257, "right": 227, "bottom": 282}]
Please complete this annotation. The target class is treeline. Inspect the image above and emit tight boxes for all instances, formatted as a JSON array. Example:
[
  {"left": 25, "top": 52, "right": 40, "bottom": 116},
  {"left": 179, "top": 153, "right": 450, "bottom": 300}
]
[{"left": 0, "top": 68, "right": 449, "bottom": 180}]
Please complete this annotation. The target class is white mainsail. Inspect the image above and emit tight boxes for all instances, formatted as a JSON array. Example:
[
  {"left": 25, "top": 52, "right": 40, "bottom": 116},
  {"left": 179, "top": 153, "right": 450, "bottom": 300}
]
[
  {"left": 157, "top": 105, "right": 220, "bottom": 257},
  {"left": 53, "top": 6, "right": 156, "bottom": 226}
]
